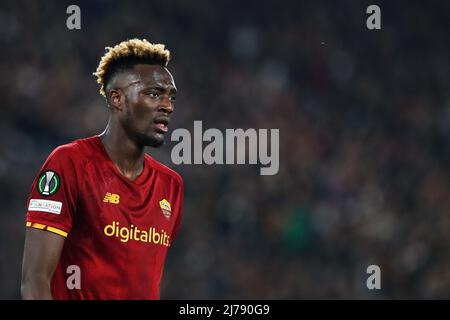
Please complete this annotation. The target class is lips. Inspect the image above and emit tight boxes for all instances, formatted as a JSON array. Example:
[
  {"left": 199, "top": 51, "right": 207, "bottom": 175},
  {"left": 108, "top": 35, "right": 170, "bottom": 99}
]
[
  {"left": 154, "top": 117, "right": 170, "bottom": 133},
  {"left": 155, "top": 123, "right": 168, "bottom": 133}
]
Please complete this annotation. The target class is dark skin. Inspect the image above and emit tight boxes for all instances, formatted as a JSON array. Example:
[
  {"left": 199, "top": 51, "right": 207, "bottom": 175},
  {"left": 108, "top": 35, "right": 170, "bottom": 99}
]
[{"left": 21, "top": 64, "right": 176, "bottom": 299}]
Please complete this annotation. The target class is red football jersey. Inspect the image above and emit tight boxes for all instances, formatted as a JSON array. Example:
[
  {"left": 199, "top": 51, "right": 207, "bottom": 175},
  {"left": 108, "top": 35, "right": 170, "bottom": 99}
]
[{"left": 25, "top": 136, "right": 184, "bottom": 299}]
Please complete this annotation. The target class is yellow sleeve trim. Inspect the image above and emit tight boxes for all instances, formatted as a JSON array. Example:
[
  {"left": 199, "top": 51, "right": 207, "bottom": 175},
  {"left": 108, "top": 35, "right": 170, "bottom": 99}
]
[
  {"left": 31, "top": 223, "right": 46, "bottom": 230},
  {"left": 46, "top": 226, "right": 68, "bottom": 238},
  {"left": 26, "top": 222, "right": 68, "bottom": 238}
]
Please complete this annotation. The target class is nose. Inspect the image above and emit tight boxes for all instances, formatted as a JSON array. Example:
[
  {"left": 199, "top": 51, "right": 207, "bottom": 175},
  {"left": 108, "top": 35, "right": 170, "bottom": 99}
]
[{"left": 158, "top": 96, "right": 173, "bottom": 114}]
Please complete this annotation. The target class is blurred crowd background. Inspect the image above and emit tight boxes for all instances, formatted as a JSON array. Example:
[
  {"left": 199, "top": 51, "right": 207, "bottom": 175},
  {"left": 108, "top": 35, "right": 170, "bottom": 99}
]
[{"left": 1, "top": 0, "right": 449, "bottom": 299}]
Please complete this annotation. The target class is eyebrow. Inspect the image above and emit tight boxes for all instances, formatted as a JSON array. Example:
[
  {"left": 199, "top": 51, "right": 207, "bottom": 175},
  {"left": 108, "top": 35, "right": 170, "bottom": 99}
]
[
  {"left": 143, "top": 85, "right": 177, "bottom": 93},
  {"left": 123, "top": 80, "right": 142, "bottom": 89}
]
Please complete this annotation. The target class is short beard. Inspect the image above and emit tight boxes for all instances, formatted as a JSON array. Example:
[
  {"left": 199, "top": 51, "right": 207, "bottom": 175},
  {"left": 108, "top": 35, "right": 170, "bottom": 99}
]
[
  {"left": 140, "top": 133, "right": 165, "bottom": 148},
  {"left": 122, "top": 102, "right": 165, "bottom": 148}
]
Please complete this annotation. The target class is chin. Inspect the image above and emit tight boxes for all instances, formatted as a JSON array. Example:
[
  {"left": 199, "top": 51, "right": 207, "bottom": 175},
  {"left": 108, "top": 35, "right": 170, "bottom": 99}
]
[
  {"left": 149, "top": 139, "right": 164, "bottom": 148},
  {"left": 142, "top": 134, "right": 165, "bottom": 148}
]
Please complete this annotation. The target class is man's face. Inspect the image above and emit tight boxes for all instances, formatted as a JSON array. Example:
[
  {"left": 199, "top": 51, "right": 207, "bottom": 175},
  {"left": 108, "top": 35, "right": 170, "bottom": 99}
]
[{"left": 115, "top": 64, "right": 177, "bottom": 148}]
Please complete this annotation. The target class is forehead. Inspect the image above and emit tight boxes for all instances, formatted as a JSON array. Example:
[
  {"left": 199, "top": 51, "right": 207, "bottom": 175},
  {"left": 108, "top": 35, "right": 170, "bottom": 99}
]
[{"left": 129, "top": 64, "right": 175, "bottom": 87}]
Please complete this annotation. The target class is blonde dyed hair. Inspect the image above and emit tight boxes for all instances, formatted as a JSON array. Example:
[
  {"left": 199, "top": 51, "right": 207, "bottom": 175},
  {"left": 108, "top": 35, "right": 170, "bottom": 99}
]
[{"left": 94, "top": 38, "right": 171, "bottom": 96}]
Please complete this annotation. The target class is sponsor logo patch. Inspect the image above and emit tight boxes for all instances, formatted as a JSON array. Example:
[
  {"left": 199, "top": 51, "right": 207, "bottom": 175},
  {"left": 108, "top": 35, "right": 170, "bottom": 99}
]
[
  {"left": 37, "top": 171, "right": 60, "bottom": 196},
  {"left": 28, "top": 199, "right": 63, "bottom": 214}
]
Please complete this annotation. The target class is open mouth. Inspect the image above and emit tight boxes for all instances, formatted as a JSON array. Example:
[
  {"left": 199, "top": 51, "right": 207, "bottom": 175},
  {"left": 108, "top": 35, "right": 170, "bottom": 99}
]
[{"left": 154, "top": 118, "right": 169, "bottom": 133}]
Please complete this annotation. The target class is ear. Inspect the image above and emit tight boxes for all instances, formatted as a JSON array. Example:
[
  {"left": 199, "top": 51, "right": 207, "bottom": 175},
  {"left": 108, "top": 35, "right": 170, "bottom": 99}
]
[{"left": 107, "top": 89, "right": 125, "bottom": 112}]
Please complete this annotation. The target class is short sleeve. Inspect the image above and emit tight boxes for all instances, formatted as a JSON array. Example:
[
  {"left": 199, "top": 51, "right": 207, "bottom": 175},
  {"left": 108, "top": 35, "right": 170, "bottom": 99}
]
[{"left": 26, "top": 145, "right": 79, "bottom": 238}]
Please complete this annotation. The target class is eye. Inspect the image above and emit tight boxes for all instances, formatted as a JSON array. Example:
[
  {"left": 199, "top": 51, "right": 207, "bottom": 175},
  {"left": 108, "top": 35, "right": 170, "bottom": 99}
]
[
  {"left": 148, "top": 92, "right": 159, "bottom": 98},
  {"left": 169, "top": 95, "right": 177, "bottom": 102}
]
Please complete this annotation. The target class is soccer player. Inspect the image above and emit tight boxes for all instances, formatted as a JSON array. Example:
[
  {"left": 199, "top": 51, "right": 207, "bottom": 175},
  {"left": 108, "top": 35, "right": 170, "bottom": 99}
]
[{"left": 20, "top": 39, "right": 184, "bottom": 299}]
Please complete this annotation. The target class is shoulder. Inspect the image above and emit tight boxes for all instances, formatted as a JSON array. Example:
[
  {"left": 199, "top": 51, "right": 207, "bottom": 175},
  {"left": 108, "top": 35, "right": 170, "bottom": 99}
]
[
  {"left": 46, "top": 136, "right": 98, "bottom": 165},
  {"left": 144, "top": 154, "right": 183, "bottom": 187},
  {"left": 47, "top": 141, "right": 80, "bottom": 162}
]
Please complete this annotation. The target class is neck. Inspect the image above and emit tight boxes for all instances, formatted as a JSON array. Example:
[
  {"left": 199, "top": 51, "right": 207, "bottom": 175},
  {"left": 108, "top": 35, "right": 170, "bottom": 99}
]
[{"left": 99, "top": 118, "right": 145, "bottom": 181}]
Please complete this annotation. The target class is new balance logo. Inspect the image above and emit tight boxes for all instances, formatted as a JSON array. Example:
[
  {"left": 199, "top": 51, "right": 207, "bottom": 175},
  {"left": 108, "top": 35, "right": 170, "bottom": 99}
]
[{"left": 103, "top": 193, "right": 120, "bottom": 204}]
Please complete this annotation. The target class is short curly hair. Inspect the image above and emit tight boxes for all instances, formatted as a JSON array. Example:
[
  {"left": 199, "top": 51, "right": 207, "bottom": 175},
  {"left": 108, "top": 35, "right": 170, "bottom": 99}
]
[{"left": 93, "top": 38, "right": 171, "bottom": 97}]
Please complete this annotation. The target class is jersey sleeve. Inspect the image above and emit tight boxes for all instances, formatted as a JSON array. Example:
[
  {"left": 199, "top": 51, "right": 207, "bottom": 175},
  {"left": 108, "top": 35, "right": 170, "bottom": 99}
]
[{"left": 25, "top": 144, "right": 80, "bottom": 238}]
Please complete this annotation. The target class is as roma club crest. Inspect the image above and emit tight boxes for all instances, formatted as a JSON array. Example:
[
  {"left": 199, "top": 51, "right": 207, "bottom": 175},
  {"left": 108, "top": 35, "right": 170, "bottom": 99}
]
[{"left": 159, "top": 199, "right": 172, "bottom": 220}]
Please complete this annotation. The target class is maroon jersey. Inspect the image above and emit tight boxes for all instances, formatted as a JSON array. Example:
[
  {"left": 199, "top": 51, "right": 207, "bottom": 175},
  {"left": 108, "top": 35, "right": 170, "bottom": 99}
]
[{"left": 25, "top": 136, "right": 184, "bottom": 299}]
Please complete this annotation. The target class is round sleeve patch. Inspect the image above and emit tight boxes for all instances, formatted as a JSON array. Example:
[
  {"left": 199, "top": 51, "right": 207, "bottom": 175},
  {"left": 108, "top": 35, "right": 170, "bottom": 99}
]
[{"left": 37, "top": 170, "right": 60, "bottom": 196}]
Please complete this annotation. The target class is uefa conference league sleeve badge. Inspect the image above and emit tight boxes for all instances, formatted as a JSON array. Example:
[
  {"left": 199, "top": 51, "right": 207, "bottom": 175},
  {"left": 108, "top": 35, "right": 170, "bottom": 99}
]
[{"left": 37, "top": 170, "right": 61, "bottom": 196}]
